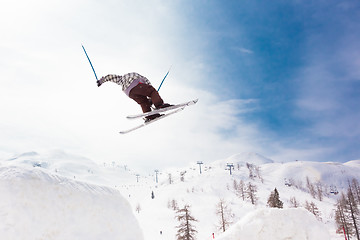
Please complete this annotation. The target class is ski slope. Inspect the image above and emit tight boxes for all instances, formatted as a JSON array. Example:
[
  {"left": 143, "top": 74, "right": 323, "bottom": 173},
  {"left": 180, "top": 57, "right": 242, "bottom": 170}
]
[
  {"left": 217, "top": 208, "right": 330, "bottom": 240},
  {"left": 1, "top": 150, "right": 359, "bottom": 240},
  {"left": 0, "top": 160, "right": 143, "bottom": 240}
]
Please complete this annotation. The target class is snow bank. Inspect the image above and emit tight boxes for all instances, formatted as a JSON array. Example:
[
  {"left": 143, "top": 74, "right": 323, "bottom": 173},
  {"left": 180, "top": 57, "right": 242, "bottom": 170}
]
[
  {"left": 0, "top": 165, "right": 143, "bottom": 240},
  {"left": 217, "top": 208, "right": 330, "bottom": 240}
]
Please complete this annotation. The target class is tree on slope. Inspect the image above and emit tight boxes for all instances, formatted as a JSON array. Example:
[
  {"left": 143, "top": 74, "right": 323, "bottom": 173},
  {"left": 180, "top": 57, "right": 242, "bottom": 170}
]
[
  {"left": 175, "top": 204, "right": 198, "bottom": 240},
  {"left": 135, "top": 203, "right": 141, "bottom": 213},
  {"left": 215, "top": 198, "right": 234, "bottom": 232},
  {"left": 305, "top": 200, "right": 322, "bottom": 221},
  {"left": 315, "top": 181, "right": 325, "bottom": 201},
  {"left": 289, "top": 196, "right": 300, "bottom": 208},
  {"left": 335, "top": 194, "right": 353, "bottom": 240},
  {"left": 246, "top": 182, "right": 258, "bottom": 205},
  {"left": 343, "top": 185, "right": 360, "bottom": 240},
  {"left": 235, "top": 179, "right": 246, "bottom": 201},
  {"left": 267, "top": 188, "right": 283, "bottom": 208},
  {"left": 168, "top": 199, "right": 179, "bottom": 211},
  {"left": 351, "top": 178, "right": 360, "bottom": 205},
  {"left": 306, "top": 176, "right": 317, "bottom": 199},
  {"left": 168, "top": 173, "right": 173, "bottom": 184}
]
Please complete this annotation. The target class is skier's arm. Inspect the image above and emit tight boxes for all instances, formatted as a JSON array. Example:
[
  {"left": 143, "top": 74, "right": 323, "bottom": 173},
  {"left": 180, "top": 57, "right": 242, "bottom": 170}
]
[{"left": 97, "top": 74, "right": 122, "bottom": 87}]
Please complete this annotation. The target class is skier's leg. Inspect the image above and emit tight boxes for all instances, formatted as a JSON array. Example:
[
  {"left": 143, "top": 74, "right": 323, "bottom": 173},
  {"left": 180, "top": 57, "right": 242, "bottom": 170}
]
[
  {"left": 139, "top": 84, "right": 173, "bottom": 109},
  {"left": 129, "top": 86, "right": 152, "bottom": 113},
  {"left": 143, "top": 85, "right": 164, "bottom": 108},
  {"left": 129, "top": 83, "right": 170, "bottom": 121},
  {"left": 130, "top": 83, "right": 165, "bottom": 111},
  {"left": 130, "top": 94, "right": 152, "bottom": 113}
]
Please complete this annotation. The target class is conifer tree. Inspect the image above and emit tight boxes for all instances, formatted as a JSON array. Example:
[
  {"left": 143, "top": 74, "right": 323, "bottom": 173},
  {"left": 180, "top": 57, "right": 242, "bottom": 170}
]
[
  {"left": 168, "top": 199, "right": 179, "bottom": 211},
  {"left": 233, "top": 179, "right": 238, "bottom": 191},
  {"left": 289, "top": 196, "right": 300, "bottom": 208},
  {"left": 237, "top": 180, "right": 246, "bottom": 201},
  {"left": 345, "top": 185, "right": 360, "bottom": 240},
  {"left": 306, "top": 177, "right": 317, "bottom": 199},
  {"left": 135, "top": 203, "right": 141, "bottom": 213},
  {"left": 267, "top": 188, "right": 283, "bottom": 208},
  {"left": 215, "top": 199, "right": 234, "bottom": 232},
  {"left": 305, "top": 200, "right": 322, "bottom": 221},
  {"left": 351, "top": 178, "right": 360, "bottom": 205},
  {"left": 335, "top": 194, "right": 353, "bottom": 240},
  {"left": 315, "top": 181, "right": 324, "bottom": 201},
  {"left": 246, "top": 182, "right": 258, "bottom": 205},
  {"left": 175, "top": 204, "right": 198, "bottom": 240}
]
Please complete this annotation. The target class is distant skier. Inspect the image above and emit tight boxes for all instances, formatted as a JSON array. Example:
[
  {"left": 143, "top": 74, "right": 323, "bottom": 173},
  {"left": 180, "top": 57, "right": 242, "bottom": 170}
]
[{"left": 97, "top": 72, "right": 172, "bottom": 122}]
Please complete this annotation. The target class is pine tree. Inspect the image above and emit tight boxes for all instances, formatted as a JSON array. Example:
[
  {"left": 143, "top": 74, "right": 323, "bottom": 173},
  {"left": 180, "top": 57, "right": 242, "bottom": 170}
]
[
  {"left": 233, "top": 179, "right": 238, "bottom": 191},
  {"left": 215, "top": 199, "right": 234, "bottom": 232},
  {"left": 255, "top": 166, "right": 264, "bottom": 183},
  {"left": 351, "top": 178, "right": 360, "bottom": 205},
  {"left": 335, "top": 194, "right": 353, "bottom": 240},
  {"left": 171, "top": 199, "right": 179, "bottom": 211},
  {"left": 315, "top": 181, "right": 324, "bottom": 201},
  {"left": 305, "top": 200, "right": 322, "bottom": 221},
  {"left": 168, "top": 173, "right": 173, "bottom": 184},
  {"left": 135, "top": 203, "right": 141, "bottom": 213},
  {"left": 246, "top": 163, "right": 255, "bottom": 180},
  {"left": 306, "top": 177, "right": 317, "bottom": 199},
  {"left": 175, "top": 204, "right": 198, "bottom": 240},
  {"left": 345, "top": 185, "right": 360, "bottom": 240},
  {"left": 236, "top": 180, "right": 246, "bottom": 201},
  {"left": 289, "top": 196, "right": 300, "bottom": 208},
  {"left": 168, "top": 199, "right": 179, "bottom": 211},
  {"left": 267, "top": 188, "right": 283, "bottom": 208},
  {"left": 180, "top": 171, "right": 186, "bottom": 182},
  {"left": 246, "top": 182, "right": 258, "bottom": 205}
]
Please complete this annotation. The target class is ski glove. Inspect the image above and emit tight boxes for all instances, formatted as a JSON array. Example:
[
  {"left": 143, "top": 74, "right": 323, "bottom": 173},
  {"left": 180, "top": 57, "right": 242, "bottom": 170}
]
[{"left": 97, "top": 80, "right": 102, "bottom": 87}]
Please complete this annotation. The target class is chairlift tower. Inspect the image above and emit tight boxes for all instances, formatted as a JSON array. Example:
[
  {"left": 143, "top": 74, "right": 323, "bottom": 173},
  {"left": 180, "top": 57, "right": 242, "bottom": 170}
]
[
  {"left": 197, "top": 161, "right": 203, "bottom": 174},
  {"left": 154, "top": 169, "right": 159, "bottom": 183},
  {"left": 227, "top": 163, "right": 234, "bottom": 175}
]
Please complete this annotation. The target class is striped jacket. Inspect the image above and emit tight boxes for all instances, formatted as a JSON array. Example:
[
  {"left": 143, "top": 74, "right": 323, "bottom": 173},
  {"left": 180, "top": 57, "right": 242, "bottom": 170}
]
[{"left": 98, "top": 72, "right": 152, "bottom": 95}]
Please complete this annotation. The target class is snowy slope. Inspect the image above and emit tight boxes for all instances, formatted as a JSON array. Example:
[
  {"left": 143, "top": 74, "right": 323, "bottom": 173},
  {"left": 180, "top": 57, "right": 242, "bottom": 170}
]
[
  {"left": 132, "top": 154, "right": 360, "bottom": 240},
  {"left": 0, "top": 163, "right": 143, "bottom": 240},
  {"left": 1, "top": 150, "right": 359, "bottom": 240},
  {"left": 218, "top": 208, "right": 330, "bottom": 240},
  {"left": 211, "top": 152, "right": 273, "bottom": 168}
]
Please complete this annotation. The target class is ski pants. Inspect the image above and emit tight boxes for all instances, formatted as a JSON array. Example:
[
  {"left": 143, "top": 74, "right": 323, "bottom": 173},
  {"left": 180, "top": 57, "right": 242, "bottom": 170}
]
[{"left": 129, "top": 83, "right": 164, "bottom": 113}]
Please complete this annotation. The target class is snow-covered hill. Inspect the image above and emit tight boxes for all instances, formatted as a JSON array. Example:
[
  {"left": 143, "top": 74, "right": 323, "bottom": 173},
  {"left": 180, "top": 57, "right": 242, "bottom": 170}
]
[
  {"left": 218, "top": 208, "right": 330, "bottom": 240},
  {"left": 0, "top": 153, "right": 143, "bottom": 240},
  {"left": 1, "top": 150, "right": 359, "bottom": 240}
]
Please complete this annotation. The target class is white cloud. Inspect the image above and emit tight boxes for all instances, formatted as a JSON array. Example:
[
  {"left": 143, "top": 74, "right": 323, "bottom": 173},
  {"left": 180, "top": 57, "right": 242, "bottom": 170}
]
[{"left": 231, "top": 47, "right": 254, "bottom": 54}]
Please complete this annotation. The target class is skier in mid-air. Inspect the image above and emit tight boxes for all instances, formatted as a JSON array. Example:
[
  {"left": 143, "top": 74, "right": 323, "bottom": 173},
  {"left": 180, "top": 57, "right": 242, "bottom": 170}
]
[{"left": 97, "top": 72, "right": 172, "bottom": 122}]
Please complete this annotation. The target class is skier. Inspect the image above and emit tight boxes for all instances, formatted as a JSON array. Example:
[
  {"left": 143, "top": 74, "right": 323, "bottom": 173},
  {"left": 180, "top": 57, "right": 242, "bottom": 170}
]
[{"left": 97, "top": 72, "right": 172, "bottom": 122}]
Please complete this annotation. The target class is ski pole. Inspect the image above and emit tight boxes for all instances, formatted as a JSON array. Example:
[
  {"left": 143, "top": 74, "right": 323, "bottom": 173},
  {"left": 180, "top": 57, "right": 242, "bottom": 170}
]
[
  {"left": 157, "top": 65, "right": 172, "bottom": 91},
  {"left": 81, "top": 44, "right": 98, "bottom": 81}
]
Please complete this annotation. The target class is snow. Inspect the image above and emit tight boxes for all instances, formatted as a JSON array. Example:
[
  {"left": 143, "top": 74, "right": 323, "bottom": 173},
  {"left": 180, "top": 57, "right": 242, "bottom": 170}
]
[
  {"left": 1, "top": 150, "right": 359, "bottom": 240},
  {"left": 212, "top": 152, "right": 274, "bottom": 168},
  {"left": 218, "top": 208, "right": 330, "bottom": 240},
  {"left": 0, "top": 163, "right": 143, "bottom": 240},
  {"left": 226, "top": 152, "right": 274, "bottom": 165}
]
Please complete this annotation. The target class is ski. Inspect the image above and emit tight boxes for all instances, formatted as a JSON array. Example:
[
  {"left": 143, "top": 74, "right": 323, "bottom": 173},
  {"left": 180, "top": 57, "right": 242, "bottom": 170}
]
[
  {"left": 119, "top": 107, "right": 185, "bottom": 134},
  {"left": 126, "top": 99, "right": 198, "bottom": 119}
]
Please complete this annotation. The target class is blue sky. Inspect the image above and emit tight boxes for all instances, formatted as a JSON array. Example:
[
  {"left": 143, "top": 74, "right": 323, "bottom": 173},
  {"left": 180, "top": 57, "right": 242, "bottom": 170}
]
[
  {"left": 177, "top": 0, "right": 360, "bottom": 162},
  {"left": 0, "top": 0, "right": 359, "bottom": 171}
]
